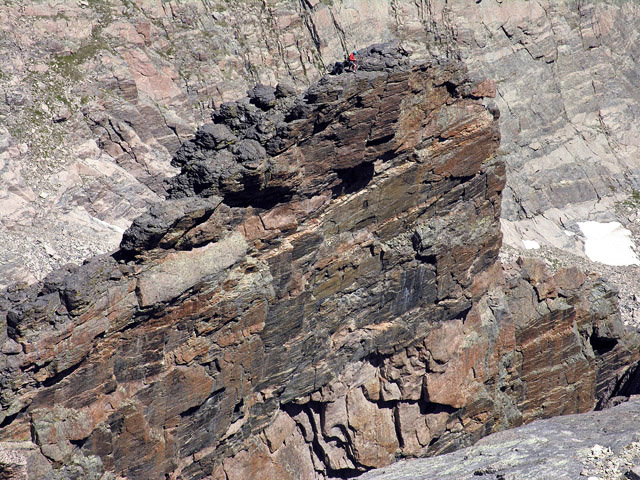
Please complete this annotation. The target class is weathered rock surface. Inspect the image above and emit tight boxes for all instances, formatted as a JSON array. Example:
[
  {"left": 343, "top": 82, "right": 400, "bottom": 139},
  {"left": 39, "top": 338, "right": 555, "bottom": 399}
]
[
  {"left": 359, "top": 396, "right": 640, "bottom": 480},
  {"left": 0, "top": 46, "right": 638, "bottom": 480},
  {"left": 6, "top": 0, "right": 640, "bottom": 298},
  {"left": 1, "top": 2, "right": 640, "bottom": 479},
  {"left": 0, "top": 441, "right": 51, "bottom": 480}
]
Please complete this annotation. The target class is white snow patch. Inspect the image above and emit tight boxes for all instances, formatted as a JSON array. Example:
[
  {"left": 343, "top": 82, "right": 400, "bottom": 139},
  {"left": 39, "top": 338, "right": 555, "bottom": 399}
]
[
  {"left": 92, "top": 215, "right": 126, "bottom": 234},
  {"left": 578, "top": 221, "right": 640, "bottom": 266},
  {"left": 522, "top": 240, "right": 540, "bottom": 250},
  {"left": 564, "top": 230, "right": 576, "bottom": 237}
]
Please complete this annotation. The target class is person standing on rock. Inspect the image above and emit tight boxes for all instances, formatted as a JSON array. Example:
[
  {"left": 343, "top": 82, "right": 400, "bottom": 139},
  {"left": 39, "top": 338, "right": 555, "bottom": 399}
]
[{"left": 348, "top": 50, "right": 358, "bottom": 71}]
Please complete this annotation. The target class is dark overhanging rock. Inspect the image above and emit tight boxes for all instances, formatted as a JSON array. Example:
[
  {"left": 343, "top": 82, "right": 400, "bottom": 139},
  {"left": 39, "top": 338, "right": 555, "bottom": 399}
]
[
  {"left": 248, "top": 84, "right": 277, "bottom": 110},
  {"left": 193, "top": 123, "right": 238, "bottom": 151},
  {"left": 118, "top": 196, "right": 223, "bottom": 258}
]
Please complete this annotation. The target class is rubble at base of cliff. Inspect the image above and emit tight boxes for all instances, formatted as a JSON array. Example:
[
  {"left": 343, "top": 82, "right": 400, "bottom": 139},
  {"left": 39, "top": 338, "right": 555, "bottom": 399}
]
[{"left": 500, "top": 233, "right": 640, "bottom": 332}]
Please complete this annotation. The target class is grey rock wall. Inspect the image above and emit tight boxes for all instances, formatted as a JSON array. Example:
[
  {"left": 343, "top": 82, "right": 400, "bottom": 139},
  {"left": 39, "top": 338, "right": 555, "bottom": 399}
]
[{"left": 439, "top": 1, "right": 640, "bottom": 252}]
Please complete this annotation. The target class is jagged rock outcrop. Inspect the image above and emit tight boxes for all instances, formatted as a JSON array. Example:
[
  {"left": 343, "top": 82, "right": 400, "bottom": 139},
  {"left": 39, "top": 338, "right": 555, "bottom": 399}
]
[
  {"left": 0, "top": 45, "right": 638, "bottom": 480},
  {"left": 6, "top": 0, "right": 640, "bottom": 294}
]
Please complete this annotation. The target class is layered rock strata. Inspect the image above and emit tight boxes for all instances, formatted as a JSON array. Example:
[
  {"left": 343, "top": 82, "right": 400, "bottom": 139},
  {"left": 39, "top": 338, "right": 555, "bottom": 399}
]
[
  {"left": 0, "top": 46, "right": 637, "bottom": 480},
  {"left": 7, "top": 0, "right": 640, "bottom": 289}
]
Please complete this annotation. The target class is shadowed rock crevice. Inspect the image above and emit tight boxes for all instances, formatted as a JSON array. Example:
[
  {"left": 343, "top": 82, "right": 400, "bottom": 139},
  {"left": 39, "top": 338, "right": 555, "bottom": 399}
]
[
  {"left": 598, "top": 360, "right": 640, "bottom": 410},
  {"left": 331, "top": 163, "right": 375, "bottom": 197},
  {"left": 222, "top": 184, "right": 295, "bottom": 210},
  {"left": 591, "top": 335, "right": 618, "bottom": 355}
]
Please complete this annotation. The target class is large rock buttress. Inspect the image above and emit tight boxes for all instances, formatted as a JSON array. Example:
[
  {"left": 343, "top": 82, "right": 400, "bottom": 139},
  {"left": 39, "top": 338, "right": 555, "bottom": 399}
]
[{"left": 0, "top": 46, "right": 637, "bottom": 479}]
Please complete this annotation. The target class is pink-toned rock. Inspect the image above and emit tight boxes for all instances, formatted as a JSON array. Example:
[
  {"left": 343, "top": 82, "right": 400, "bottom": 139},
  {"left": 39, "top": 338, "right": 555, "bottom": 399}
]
[
  {"left": 223, "top": 443, "right": 290, "bottom": 480},
  {"left": 554, "top": 266, "right": 588, "bottom": 292},
  {"left": 424, "top": 328, "right": 486, "bottom": 409},
  {"left": 0, "top": 46, "right": 635, "bottom": 480},
  {"left": 471, "top": 79, "right": 497, "bottom": 98},
  {"left": 23, "top": 5, "right": 56, "bottom": 17},
  {"left": 104, "top": 21, "right": 146, "bottom": 46},
  {"left": 135, "top": 21, "right": 152, "bottom": 45},
  {"left": 122, "top": 49, "right": 183, "bottom": 101},
  {"left": 518, "top": 257, "right": 558, "bottom": 300},
  {"left": 347, "top": 388, "right": 399, "bottom": 468},
  {"left": 321, "top": 396, "right": 349, "bottom": 441},
  {"left": 264, "top": 411, "right": 297, "bottom": 453},
  {"left": 396, "top": 402, "right": 431, "bottom": 452},
  {"left": 260, "top": 204, "right": 298, "bottom": 231}
]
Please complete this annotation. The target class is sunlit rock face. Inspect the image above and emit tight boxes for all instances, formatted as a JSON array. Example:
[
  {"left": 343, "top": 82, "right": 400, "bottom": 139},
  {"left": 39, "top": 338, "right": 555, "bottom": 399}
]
[
  {"left": 7, "top": 0, "right": 640, "bottom": 288},
  {"left": 0, "top": 45, "right": 637, "bottom": 480}
]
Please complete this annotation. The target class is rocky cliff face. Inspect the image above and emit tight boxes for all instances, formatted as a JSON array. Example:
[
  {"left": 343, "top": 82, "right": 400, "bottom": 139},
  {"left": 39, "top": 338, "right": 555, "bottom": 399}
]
[
  {"left": 5, "top": 0, "right": 640, "bottom": 291},
  {"left": 0, "top": 45, "right": 637, "bottom": 480}
]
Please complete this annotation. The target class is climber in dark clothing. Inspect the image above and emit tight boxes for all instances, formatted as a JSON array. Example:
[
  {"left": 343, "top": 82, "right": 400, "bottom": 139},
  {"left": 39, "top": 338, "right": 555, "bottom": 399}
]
[{"left": 348, "top": 50, "right": 358, "bottom": 71}]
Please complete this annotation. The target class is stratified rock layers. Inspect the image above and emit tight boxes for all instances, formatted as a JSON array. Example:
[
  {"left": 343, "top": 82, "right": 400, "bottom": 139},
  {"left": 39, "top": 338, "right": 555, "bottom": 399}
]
[{"left": 0, "top": 48, "right": 636, "bottom": 480}]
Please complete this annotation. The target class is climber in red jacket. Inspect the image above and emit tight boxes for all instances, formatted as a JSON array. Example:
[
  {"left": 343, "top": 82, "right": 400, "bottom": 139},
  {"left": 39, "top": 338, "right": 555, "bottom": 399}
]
[{"left": 348, "top": 50, "right": 358, "bottom": 71}]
